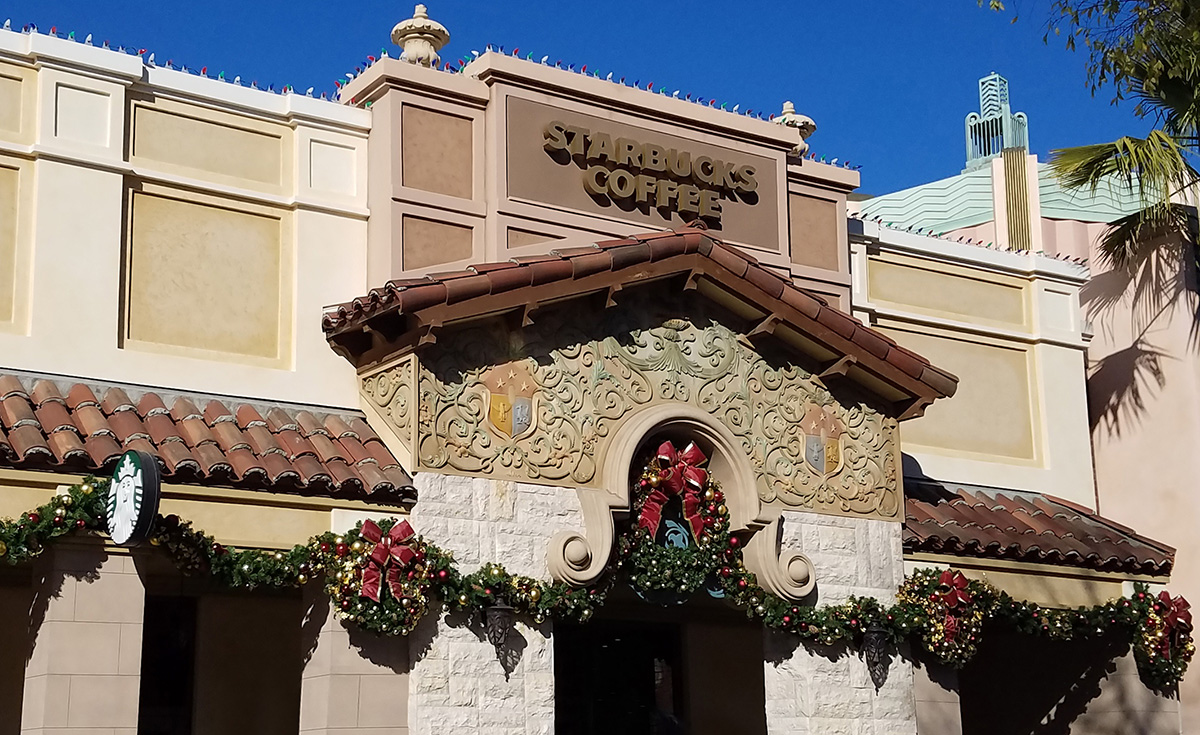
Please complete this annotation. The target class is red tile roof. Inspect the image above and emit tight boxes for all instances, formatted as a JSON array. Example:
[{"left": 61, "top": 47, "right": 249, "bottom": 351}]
[
  {"left": 323, "top": 226, "right": 958, "bottom": 409},
  {"left": 0, "top": 374, "right": 413, "bottom": 501},
  {"left": 904, "top": 481, "right": 1174, "bottom": 577}
]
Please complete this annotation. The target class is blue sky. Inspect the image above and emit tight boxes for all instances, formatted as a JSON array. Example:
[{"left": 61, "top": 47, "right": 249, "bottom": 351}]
[{"left": 6, "top": 1, "right": 1149, "bottom": 194}]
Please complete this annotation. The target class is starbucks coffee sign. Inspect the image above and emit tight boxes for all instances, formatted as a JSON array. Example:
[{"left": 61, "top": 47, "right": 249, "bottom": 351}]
[
  {"left": 506, "top": 98, "right": 782, "bottom": 250},
  {"left": 107, "top": 450, "right": 162, "bottom": 546},
  {"left": 543, "top": 121, "right": 759, "bottom": 224}
]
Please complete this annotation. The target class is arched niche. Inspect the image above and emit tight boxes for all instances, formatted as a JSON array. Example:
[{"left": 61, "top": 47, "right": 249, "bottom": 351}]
[{"left": 547, "top": 404, "right": 817, "bottom": 601}]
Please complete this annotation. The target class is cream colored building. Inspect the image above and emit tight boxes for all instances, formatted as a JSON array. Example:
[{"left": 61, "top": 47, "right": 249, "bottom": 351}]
[{"left": 0, "top": 12, "right": 1187, "bottom": 735}]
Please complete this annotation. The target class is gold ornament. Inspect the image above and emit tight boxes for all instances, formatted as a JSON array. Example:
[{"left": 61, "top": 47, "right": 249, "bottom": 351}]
[
  {"left": 298, "top": 574, "right": 309, "bottom": 585},
  {"left": 704, "top": 489, "right": 715, "bottom": 501},
  {"left": 648, "top": 475, "right": 661, "bottom": 488},
  {"left": 61, "top": 494, "right": 74, "bottom": 507},
  {"left": 0, "top": 540, "right": 7, "bottom": 556},
  {"left": 149, "top": 537, "right": 161, "bottom": 546},
  {"left": 54, "top": 507, "right": 66, "bottom": 517},
  {"left": 352, "top": 541, "right": 364, "bottom": 552},
  {"left": 717, "top": 504, "right": 727, "bottom": 516},
  {"left": 80, "top": 483, "right": 93, "bottom": 495},
  {"left": 528, "top": 587, "right": 541, "bottom": 602},
  {"left": 458, "top": 594, "right": 469, "bottom": 605}
]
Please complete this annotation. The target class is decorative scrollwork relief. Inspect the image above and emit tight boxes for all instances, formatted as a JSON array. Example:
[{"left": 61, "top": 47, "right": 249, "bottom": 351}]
[
  {"left": 366, "top": 290, "right": 900, "bottom": 519},
  {"left": 362, "top": 355, "right": 415, "bottom": 451}
]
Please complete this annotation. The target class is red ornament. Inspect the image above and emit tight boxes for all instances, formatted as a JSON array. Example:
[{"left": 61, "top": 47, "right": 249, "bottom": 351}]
[
  {"left": 336, "top": 543, "right": 349, "bottom": 557},
  {"left": 27, "top": 513, "right": 39, "bottom": 523},
  {"left": 341, "top": 599, "right": 351, "bottom": 610},
  {"left": 438, "top": 569, "right": 448, "bottom": 579},
  {"left": 713, "top": 490, "right": 724, "bottom": 503},
  {"left": 52, "top": 516, "right": 63, "bottom": 527},
  {"left": 737, "top": 579, "right": 748, "bottom": 590},
  {"left": 720, "top": 567, "right": 732, "bottom": 578},
  {"left": 319, "top": 542, "right": 331, "bottom": 554},
  {"left": 728, "top": 536, "right": 740, "bottom": 548},
  {"left": 783, "top": 616, "right": 792, "bottom": 625},
  {"left": 75, "top": 519, "right": 87, "bottom": 529}
]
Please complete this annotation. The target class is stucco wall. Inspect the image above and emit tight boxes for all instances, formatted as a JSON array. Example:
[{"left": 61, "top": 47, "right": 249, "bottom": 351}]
[{"left": 0, "top": 29, "right": 370, "bottom": 408}]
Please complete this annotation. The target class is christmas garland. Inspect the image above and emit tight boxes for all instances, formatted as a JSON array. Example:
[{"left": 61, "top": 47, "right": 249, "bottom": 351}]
[{"left": 0, "top": 468, "right": 1193, "bottom": 690}]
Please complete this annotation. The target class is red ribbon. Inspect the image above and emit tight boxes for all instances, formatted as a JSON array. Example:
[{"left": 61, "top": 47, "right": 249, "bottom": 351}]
[
  {"left": 1160, "top": 591, "right": 1193, "bottom": 632},
  {"left": 937, "top": 570, "right": 972, "bottom": 609},
  {"left": 637, "top": 440, "right": 708, "bottom": 540},
  {"left": 359, "top": 519, "right": 418, "bottom": 602}
]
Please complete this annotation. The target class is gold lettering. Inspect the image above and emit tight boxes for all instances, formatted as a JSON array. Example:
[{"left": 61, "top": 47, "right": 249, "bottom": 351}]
[
  {"left": 566, "top": 125, "right": 590, "bottom": 157},
  {"left": 586, "top": 133, "right": 616, "bottom": 162},
  {"left": 667, "top": 149, "right": 691, "bottom": 178},
  {"left": 677, "top": 184, "right": 701, "bottom": 214},
  {"left": 655, "top": 180, "right": 678, "bottom": 208},
  {"left": 642, "top": 143, "right": 667, "bottom": 172},
  {"left": 699, "top": 189, "right": 722, "bottom": 219},
  {"left": 715, "top": 159, "right": 738, "bottom": 191},
  {"left": 735, "top": 165, "right": 758, "bottom": 193},
  {"left": 616, "top": 138, "right": 641, "bottom": 168},
  {"left": 544, "top": 121, "right": 569, "bottom": 151},
  {"left": 584, "top": 166, "right": 608, "bottom": 196},
  {"left": 634, "top": 174, "right": 656, "bottom": 203},
  {"left": 609, "top": 169, "right": 636, "bottom": 199}
]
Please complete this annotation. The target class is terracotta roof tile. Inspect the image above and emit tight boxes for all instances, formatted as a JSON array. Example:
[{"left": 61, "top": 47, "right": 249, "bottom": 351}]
[
  {"left": 0, "top": 375, "right": 27, "bottom": 401},
  {"left": 101, "top": 387, "right": 135, "bottom": 415},
  {"left": 322, "top": 224, "right": 957, "bottom": 407},
  {"left": 65, "top": 384, "right": 99, "bottom": 410},
  {"left": 10, "top": 425, "right": 53, "bottom": 462},
  {"left": 905, "top": 481, "right": 1174, "bottom": 577},
  {"left": 137, "top": 393, "right": 169, "bottom": 418},
  {"left": 31, "top": 380, "right": 64, "bottom": 408},
  {"left": 0, "top": 374, "right": 415, "bottom": 502}
]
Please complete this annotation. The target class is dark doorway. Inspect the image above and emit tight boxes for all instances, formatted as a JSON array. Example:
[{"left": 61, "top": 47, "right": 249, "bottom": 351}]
[{"left": 554, "top": 599, "right": 767, "bottom": 735}]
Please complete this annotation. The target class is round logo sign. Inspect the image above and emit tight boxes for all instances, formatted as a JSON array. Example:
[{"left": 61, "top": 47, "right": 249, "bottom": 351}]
[{"left": 106, "top": 450, "right": 161, "bottom": 546}]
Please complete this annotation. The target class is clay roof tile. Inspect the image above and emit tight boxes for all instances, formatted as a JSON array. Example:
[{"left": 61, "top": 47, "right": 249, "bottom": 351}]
[
  {"left": 0, "top": 376, "right": 27, "bottom": 401},
  {"left": 100, "top": 387, "right": 135, "bottom": 415},
  {"left": 30, "top": 380, "right": 64, "bottom": 408},
  {"left": 65, "top": 384, "right": 99, "bottom": 411}
]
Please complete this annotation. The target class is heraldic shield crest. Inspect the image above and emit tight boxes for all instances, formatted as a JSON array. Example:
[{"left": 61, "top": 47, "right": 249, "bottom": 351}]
[
  {"left": 800, "top": 403, "right": 845, "bottom": 476},
  {"left": 482, "top": 362, "right": 538, "bottom": 440}
]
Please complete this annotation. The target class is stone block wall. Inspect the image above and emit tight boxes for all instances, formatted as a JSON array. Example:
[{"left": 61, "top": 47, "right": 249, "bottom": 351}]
[
  {"left": 406, "top": 474, "right": 584, "bottom": 735},
  {"left": 764, "top": 510, "right": 916, "bottom": 735}
]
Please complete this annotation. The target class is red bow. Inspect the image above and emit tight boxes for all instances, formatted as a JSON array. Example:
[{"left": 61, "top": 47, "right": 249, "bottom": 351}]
[
  {"left": 1160, "top": 591, "right": 1193, "bottom": 633},
  {"left": 937, "top": 570, "right": 972, "bottom": 609},
  {"left": 637, "top": 441, "right": 708, "bottom": 539},
  {"left": 359, "top": 519, "right": 417, "bottom": 602}
]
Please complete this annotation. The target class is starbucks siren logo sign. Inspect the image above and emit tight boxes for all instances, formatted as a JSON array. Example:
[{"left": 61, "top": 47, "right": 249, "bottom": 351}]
[{"left": 106, "top": 450, "right": 162, "bottom": 546}]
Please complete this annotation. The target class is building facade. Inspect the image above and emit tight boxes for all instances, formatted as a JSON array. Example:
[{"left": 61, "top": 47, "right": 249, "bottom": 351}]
[{"left": 0, "top": 11, "right": 1191, "bottom": 735}]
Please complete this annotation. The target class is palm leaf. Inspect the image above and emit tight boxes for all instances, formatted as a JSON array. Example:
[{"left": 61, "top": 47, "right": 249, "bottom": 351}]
[{"left": 1049, "top": 131, "right": 1199, "bottom": 266}]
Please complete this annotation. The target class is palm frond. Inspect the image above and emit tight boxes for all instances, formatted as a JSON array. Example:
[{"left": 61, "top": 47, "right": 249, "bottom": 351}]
[{"left": 1094, "top": 202, "right": 1196, "bottom": 268}]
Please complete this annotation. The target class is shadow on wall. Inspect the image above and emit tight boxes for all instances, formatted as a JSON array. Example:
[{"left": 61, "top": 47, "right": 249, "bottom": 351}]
[
  {"left": 1084, "top": 232, "right": 1199, "bottom": 438},
  {"left": 959, "top": 631, "right": 1175, "bottom": 735}
]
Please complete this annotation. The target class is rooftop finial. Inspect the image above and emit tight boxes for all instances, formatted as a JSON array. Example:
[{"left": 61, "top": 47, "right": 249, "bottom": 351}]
[
  {"left": 774, "top": 101, "right": 817, "bottom": 157},
  {"left": 392, "top": 4, "right": 450, "bottom": 68},
  {"left": 963, "top": 72, "right": 1028, "bottom": 172}
]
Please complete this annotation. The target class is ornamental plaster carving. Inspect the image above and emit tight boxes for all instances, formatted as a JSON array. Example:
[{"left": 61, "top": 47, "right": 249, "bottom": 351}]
[
  {"left": 366, "top": 290, "right": 900, "bottom": 519},
  {"left": 362, "top": 354, "right": 416, "bottom": 452},
  {"left": 360, "top": 290, "right": 899, "bottom": 601}
]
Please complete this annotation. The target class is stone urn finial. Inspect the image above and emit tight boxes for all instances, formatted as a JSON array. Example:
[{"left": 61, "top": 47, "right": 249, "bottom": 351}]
[
  {"left": 392, "top": 4, "right": 450, "bottom": 68},
  {"left": 774, "top": 101, "right": 817, "bottom": 156}
]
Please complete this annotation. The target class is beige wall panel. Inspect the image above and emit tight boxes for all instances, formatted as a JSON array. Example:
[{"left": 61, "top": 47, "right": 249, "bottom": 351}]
[
  {"left": 0, "top": 74, "right": 22, "bottom": 135},
  {"left": 0, "top": 166, "right": 17, "bottom": 324},
  {"left": 126, "top": 193, "right": 286, "bottom": 361},
  {"left": 158, "top": 497, "right": 328, "bottom": 549},
  {"left": 506, "top": 97, "right": 781, "bottom": 251},
  {"left": 402, "top": 215, "right": 472, "bottom": 270},
  {"left": 789, "top": 193, "right": 839, "bottom": 271},
  {"left": 402, "top": 105, "right": 473, "bottom": 199},
  {"left": 194, "top": 595, "right": 302, "bottom": 735},
  {"left": 54, "top": 84, "right": 110, "bottom": 146},
  {"left": 884, "top": 329, "right": 1035, "bottom": 460},
  {"left": 870, "top": 259, "right": 1026, "bottom": 327},
  {"left": 133, "top": 106, "right": 283, "bottom": 186},
  {"left": 507, "top": 228, "right": 562, "bottom": 250}
]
